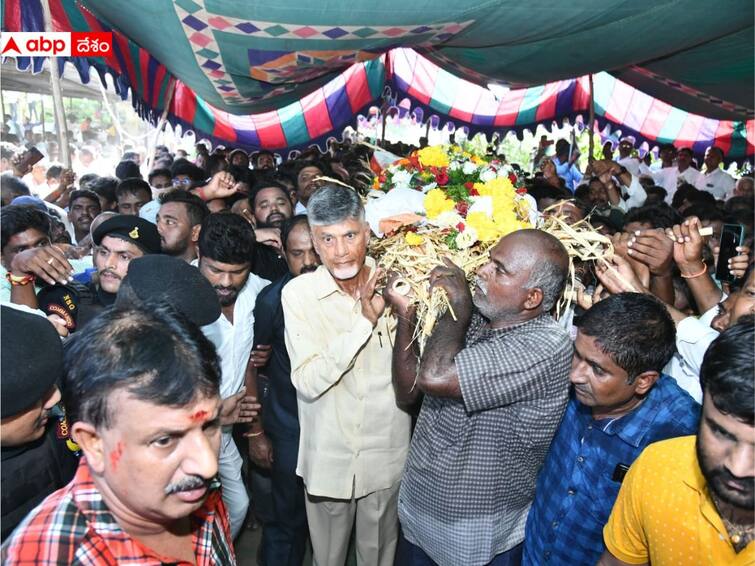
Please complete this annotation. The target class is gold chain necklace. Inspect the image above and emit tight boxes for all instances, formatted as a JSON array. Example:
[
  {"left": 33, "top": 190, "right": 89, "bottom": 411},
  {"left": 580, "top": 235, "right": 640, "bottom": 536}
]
[{"left": 710, "top": 492, "right": 755, "bottom": 552}]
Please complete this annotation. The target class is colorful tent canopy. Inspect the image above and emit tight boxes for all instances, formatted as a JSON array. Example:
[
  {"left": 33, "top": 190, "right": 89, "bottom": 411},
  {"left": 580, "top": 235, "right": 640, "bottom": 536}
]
[
  {"left": 63, "top": 0, "right": 755, "bottom": 120},
  {"left": 387, "top": 49, "right": 754, "bottom": 161},
  {"left": 2, "top": 0, "right": 753, "bottom": 159}
]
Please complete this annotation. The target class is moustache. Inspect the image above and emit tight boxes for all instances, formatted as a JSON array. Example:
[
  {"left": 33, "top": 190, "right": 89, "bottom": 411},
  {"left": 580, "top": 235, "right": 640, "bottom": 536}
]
[
  {"left": 164, "top": 475, "right": 209, "bottom": 495},
  {"left": 709, "top": 467, "right": 755, "bottom": 491},
  {"left": 101, "top": 269, "right": 122, "bottom": 280},
  {"left": 300, "top": 264, "right": 318, "bottom": 274},
  {"left": 214, "top": 285, "right": 238, "bottom": 293}
]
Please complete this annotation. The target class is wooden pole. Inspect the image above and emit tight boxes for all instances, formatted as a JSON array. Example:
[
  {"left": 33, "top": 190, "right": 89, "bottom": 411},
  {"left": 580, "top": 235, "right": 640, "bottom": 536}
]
[
  {"left": 41, "top": 0, "right": 71, "bottom": 168},
  {"left": 588, "top": 73, "right": 595, "bottom": 164},
  {"left": 145, "top": 78, "right": 176, "bottom": 173}
]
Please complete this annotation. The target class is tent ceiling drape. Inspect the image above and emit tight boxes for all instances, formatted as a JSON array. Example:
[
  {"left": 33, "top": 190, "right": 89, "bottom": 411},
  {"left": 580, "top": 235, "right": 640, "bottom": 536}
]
[{"left": 2, "top": 0, "right": 752, "bottom": 158}]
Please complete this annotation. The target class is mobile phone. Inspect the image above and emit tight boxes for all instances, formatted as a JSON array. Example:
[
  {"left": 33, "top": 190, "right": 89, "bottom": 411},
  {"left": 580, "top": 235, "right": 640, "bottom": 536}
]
[
  {"left": 715, "top": 223, "right": 745, "bottom": 282},
  {"left": 17, "top": 146, "right": 44, "bottom": 171}
]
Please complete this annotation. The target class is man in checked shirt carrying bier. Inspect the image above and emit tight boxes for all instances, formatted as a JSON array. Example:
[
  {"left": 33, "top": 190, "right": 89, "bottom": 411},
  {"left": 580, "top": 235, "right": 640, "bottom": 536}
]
[{"left": 385, "top": 229, "right": 572, "bottom": 566}]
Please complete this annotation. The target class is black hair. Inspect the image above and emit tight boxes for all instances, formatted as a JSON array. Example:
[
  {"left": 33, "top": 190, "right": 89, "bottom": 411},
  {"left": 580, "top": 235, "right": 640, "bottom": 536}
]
[
  {"left": 88, "top": 176, "right": 119, "bottom": 205},
  {"left": 671, "top": 182, "right": 699, "bottom": 209},
  {"left": 576, "top": 293, "right": 676, "bottom": 382},
  {"left": 526, "top": 181, "right": 572, "bottom": 210},
  {"left": 281, "top": 214, "right": 310, "bottom": 251},
  {"left": 62, "top": 301, "right": 221, "bottom": 429},
  {"left": 115, "top": 160, "right": 142, "bottom": 181},
  {"left": 700, "top": 315, "right": 754, "bottom": 424},
  {"left": 69, "top": 189, "right": 101, "bottom": 209},
  {"left": 644, "top": 185, "right": 668, "bottom": 201},
  {"left": 682, "top": 203, "right": 725, "bottom": 223},
  {"left": 204, "top": 154, "right": 228, "bottom": 177},
  {"left": 46, "top": 165, "right": 63, "bottom": 180},
  {"left": 148, "top": 167, "right": 172, "bottom": 183},
  {"left": 659, "top": 143, "right": 676, "bottom": 154},
  {"left": 1, "top": 204, "right": 51, "bottom": 251},
  {"left": 121, "top": 151, "right": 139, "bottom": 162},
  {"left": 170, "top": 158, "right": 207, "bottom": 183},
  {"left": 78, "top": 173, "right": 100, "bottom": 191},
  {"left": 624, "top": 203, "right": 682, "bottom": 230},
  {"left": 198, "top": 212, "right": 255, "bottom": 265},
  {"left": 115, "top": 178, "right": 151, "bottom": 200},
  {"left": 1, "top": 175, "right": 31, "bottom": 202},
  {"left": 249, "top": 180, "right": 290, "bottom": 208},
  {"left": 159, "top": 188, "right": 210, "bottom": 227},
  {"left": 227, "top": 164, "right": 249, "bottom": 184}
]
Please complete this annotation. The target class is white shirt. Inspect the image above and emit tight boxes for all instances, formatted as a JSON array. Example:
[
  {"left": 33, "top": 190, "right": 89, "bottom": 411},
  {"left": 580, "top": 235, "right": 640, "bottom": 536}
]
[
  {"left": 699, "top": 168, "right": 736, "bottom": 200},
  {"left": 653, "top": 166, "right": 703, "bottom": 204},
  {"left": 294, "top": 201, "right": 307, "bottom": 215},
  {"left": 283, "top": 259, "right": 411, "bottom": 498},
  {"left": 616, "top": 174, "right": 647, "bottom": 212},
  {"left": 616, "top": 156, "right": 641, "bottom": 177},
  {"left": 201, "top": 272, "right": 270, "bottom": 400},
  {"left": 663, "top": 302, "right": 721, "bottom": 404}
]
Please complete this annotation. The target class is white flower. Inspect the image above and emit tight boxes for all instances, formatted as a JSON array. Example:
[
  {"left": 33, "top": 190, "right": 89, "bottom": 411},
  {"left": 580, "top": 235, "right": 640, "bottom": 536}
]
[
  {"left": 462, "top": 161, "right": 478, "bottom": 175},
  {"left": 390, "top": 169, "right": 415, "bottom": 189},
  {"left": 448, "top": 160, "right": 461, "bottom": 171},
  {"left": 429, "top": 210, "right": 463, "bottom": 228},
  {"left": 479, "top": 168, "right": 498, "bottom": 183},
  {"left": 468, "top": 196, "right": 493, "bottom": 217},
  {"left": 421, "top": 181, "right": 437, "bottom": 193},
  {"left": 455, "top": 226, "right": 478, "bottom": 249}
]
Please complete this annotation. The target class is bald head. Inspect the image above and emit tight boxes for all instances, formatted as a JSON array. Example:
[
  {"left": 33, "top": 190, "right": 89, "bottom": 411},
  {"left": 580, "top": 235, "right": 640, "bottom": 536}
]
[{"left": 513, "top": 229, "right": 569, "bottom": 311}]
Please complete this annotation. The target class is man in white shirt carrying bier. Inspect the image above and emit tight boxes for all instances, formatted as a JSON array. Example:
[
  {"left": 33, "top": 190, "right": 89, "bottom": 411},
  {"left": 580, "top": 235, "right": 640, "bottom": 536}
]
[{"left": 282, "top": 185, "right": 411, "bottom": 566}]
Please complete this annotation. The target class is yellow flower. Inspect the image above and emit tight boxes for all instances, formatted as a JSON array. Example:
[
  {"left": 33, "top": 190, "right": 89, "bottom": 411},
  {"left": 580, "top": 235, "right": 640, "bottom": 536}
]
[
  {"left": 417, "top": 146, "right": 450, "bottom": 168},
  {"left": 404, "top": 232, "right": 425, "bottom": 246},
  {"left": 424, "top": 188, "right": 456, "bottom": 219},
  {"left": 465, "top": 212, "right": 502, "bottom": 242}
]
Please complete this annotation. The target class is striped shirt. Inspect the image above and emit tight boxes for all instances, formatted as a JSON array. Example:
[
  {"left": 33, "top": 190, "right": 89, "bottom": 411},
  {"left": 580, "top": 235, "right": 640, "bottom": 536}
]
[{"left": 2, "top": 459, "right": 235, "bottom": 565}]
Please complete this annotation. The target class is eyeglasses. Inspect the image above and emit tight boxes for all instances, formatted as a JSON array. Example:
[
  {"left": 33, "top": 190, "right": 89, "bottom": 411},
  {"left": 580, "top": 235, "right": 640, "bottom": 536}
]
[{"left": 172, "top": 177, "right": 193, "bottom": 187}]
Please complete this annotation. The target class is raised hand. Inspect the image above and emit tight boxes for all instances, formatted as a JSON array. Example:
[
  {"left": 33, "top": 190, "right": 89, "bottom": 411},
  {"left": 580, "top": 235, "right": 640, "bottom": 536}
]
[
  {"left": 626, "top": 228, "right": 674, "bottom": 277},
  {"left": 667, "top": 217, "right": 707, "bottom": 276},
  {"left": 10, "top": 246, "right": 74, "bottom": 286},
  {"left": 357, "top": 267, "right": 386, "bottom": 327},
  {"left": 428, "top": 257, "right": 473, "bottom": 324}
]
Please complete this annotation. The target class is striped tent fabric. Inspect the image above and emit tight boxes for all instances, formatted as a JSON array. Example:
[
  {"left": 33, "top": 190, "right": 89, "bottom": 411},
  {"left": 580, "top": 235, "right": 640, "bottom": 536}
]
[
  {"left": 388, "top": 49, "right": 753, "bottom": 160},
  {"left": 2, "top": 0, "right": 753, "bottom": 159}
]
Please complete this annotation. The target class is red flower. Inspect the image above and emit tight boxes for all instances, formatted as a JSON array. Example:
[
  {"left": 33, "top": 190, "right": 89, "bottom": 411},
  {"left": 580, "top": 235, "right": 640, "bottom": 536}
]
[
  {"left": 436, "top": 171, "right": 450, "bottom": 186},
  {"left": 378, "top": 174, "right": 386, "bottom": 184},
  {"left": 508, "top": 173, "right": 518, "bottom": 185},
  {"left": 516, "top": 187, "right": 528, "bottom": 195},
  {"left": 469, "top": 188, "right": 479, "bottom": 196},
  {"left": 464, "top": 181, "right": 474, "bottom": 190},
  {"left": 455, "top": 201, "right": 469, "bottom": 216},
  {"left": 456, "top": 222, "right": 465, "bottom": 232},
  {"left": 408, "top": 155, "right": 421, "bottom": 170}
]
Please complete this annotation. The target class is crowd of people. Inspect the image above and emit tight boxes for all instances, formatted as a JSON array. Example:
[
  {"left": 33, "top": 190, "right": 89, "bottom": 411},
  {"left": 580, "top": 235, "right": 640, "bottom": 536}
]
[{"left": 0, "top": 129, "right": 752, "bottom": 565}]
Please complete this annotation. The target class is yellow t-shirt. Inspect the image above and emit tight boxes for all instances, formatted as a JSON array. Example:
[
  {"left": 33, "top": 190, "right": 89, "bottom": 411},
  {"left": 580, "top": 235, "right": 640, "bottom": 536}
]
[{"left": 604, "top": 435, "right": 754, "bottom": 565}]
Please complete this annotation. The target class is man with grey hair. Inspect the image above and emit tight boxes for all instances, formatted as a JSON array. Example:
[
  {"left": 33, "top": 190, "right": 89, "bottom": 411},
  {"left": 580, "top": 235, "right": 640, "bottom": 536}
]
[
  {"left": 385, "top": 229, "right": 573, "bottom": 566},
  {"left": 282, "top": 185, "right": 411, "bottom": 566}
]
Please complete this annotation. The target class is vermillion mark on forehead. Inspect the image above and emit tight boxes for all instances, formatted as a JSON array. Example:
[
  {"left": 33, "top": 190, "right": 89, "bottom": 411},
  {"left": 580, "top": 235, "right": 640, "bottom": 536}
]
[{"left": 189, "top": 410, "right": 209, "bottom": 423}]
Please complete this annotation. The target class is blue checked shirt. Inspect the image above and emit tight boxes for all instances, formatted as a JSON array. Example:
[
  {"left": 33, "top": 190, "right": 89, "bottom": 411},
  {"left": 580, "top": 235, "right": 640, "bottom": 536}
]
[{"left": 522, "top": 374, "right": 700, "bottom": 566}]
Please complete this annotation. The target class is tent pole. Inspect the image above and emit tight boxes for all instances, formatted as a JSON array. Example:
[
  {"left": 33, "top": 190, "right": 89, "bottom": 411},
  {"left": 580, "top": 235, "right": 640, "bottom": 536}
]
[
  {"left": 41, "top": 0, "right": 71, "bottom": 168},
  {"left": 145, "top": 78, "right": 176, "bottom": 173},
  {"left": 588, "top": 73, "right": 595, "bottom": 164}
]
